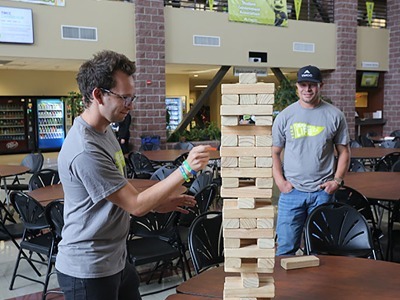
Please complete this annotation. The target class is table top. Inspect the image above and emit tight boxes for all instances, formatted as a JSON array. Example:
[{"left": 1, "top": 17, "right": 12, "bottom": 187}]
[
  {"left": 166, "top": 294, "right": 215, "bottom": 300},
  {"left": 345, "top": 172, "right": 400, "bottom": 201},
  {"left": 0, "top": 164, "right": 30, "bottom": 178},
  {"left": 28, "top": 178, "right": 185, "bottom": 206},
  {"left": 142, "top": 149, "right": 220, "bottom": 163},
  {"left": 177, "top": 255, "right": 400, "bottom": 300},
  {"left": 350, "top": 147, "right": 400, "bottom": 159}
]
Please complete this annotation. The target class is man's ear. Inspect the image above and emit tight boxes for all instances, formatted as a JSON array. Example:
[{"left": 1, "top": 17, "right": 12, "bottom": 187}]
[{"left": 92, "top": 87, "right": 104, "bottom": 105}]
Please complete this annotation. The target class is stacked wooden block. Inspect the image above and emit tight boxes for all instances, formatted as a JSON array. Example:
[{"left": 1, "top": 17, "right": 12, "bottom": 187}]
[{"left": 221, "top": 73, "right": 275, "bottom": 300}]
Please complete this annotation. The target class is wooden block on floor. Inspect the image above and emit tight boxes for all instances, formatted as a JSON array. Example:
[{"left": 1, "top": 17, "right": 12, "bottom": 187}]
[
  {"left": 222, "top": 83, "right": 274, "bottom": 95},
  {"left": 238, "top": 135, "right": 255, "bottom": 147},
  {"left": 220, "top": 147, "right": 271, "bottom": 157},
  {"left": 257, "top": 93, "right": 274, "bottom": 105},
  {"left": 221, "top": 135, "right": 238, "bottom": 147},
  {"left": 221, "top": 105, "right": 273, "bottom": 116},
  {"left": 239, "top": 73, "right": 257, "bottom": 84},
  {"left": 241, "top": 272, "right": 259, "bottom": 288},
  {"left": 240, "top": 94, "right": 257, "bottom": 105},
  {"left": 221, "top": 125, "right": 272, "bottom": 136},
  {"left": 222, "top": 94, "right": 239, "bottom": 105},
  {"left": 280, "top": 255, "right": 320, "bottom": 270},
  {"left": 222, "top": 116, "right": 239, "bottom": 126},
  {"left": 239, "top": 157, "right": 255, "bottom": 168},
  {"left": 223, "top": 228, "right": 275, "bottom": 240}
]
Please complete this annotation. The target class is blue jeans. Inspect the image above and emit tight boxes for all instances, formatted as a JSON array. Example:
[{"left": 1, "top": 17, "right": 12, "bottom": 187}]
[
  {"left": 57, "top": 261, "right": 141, "bottom": 300},
  {"left": 276, "top": 188, "right": 333, "bottom": 256}
]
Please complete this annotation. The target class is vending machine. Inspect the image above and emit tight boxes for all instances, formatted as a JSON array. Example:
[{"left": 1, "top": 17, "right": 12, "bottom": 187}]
[
  {"left": 165, "top": 96, "right": 185, "bottom": 132},
  {"left": 35, "top": 98, "right": 66, "bottom": 151},
  {"left": 0, "top": 97, "right": 35, "bottom": 154}
]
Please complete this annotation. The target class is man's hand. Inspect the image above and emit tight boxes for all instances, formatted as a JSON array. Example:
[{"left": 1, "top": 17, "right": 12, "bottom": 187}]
[
  {"left": 320, "top": 180, "right": 340, "bottom": 194},
  {"left": 154, "top": 194, "right": 196, "bottom": 214},
  {"left": 277, "top": 180, "right": 293, "bottom": 194},
  {"left": 185, "top": 145, "right": 212, "bottom": 172}
]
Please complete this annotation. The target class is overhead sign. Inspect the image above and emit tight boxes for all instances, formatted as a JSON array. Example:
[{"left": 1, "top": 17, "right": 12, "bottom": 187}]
[{"left": 233, "top": 67, "right": 268, "bottom": 77}]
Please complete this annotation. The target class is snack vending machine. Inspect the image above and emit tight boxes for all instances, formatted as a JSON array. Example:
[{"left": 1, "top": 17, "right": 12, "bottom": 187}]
[
  {"left": 0, "top": 97, "right": 35, "bottom": 154},
  {"left": 35, "top": 98, "right": 66, "bottom": 150},
  {"left": 165, "top": 96, "right": 184, "bottom": 133}
]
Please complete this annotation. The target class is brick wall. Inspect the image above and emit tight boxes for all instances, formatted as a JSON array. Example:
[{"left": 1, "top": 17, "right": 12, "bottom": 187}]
[
  {"left": 322, "top": 0, "right": 358, "bottom": 139},
  {"left": 384, "top": 0, "right": 400, "bottom": 135},
  {"left": 131, "top": 0, "right": 166, "bottom": 151}
]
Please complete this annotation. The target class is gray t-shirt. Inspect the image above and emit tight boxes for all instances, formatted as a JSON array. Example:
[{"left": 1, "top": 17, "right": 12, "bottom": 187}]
[
  {"left": 272, "top": 101, "right": 349, "bottom": 192},
  {"left": 56, "top": 116, "right": 130, "bottom": 278}
]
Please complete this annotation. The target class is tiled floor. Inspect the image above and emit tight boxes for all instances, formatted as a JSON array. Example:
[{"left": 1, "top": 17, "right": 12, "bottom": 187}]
[{"left": 0, "top": 239, "right": 183, "bottom": 300}]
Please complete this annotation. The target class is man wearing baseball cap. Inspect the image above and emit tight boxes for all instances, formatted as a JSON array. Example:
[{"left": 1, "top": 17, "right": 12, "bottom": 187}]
[{"left": 272, "top": 65, "right": 350, "bottom": 255}]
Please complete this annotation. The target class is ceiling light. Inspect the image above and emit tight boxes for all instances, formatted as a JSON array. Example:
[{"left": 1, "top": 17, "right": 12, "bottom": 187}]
[{"left": 194, "top": 85, "right": 208, "bottom": 88}]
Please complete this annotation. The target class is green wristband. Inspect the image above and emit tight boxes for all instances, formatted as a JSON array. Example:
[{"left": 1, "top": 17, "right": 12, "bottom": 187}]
[
  {"left": 179, "top": 165, "right": 190, "bottom": 182},
  {"left": 183, "top": 160, "right": 197, "bottom": 176}
]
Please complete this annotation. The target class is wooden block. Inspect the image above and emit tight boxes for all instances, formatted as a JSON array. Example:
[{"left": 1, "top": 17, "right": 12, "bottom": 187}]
[
  {"left": 224, "top": 199, "right": 273, "bottom": 208},
  {"left": 240, "top": 94, "right": 257, "bottom": 105},
  {"left": 225, "top": 257, "right": 242, "bottom": 268},
  {"left": 237, "top": 197, "right": 255, "bottom": 209},
  {"left": 222, "top": 116, "right": 239, "bottom": 126},
  {"left": 225, "top": 262, "right": 274, "bottom": 273},
  {"left": 223, "top": 228, "right": 275, "bottom": 239},
  {"left": 220, "top": 147, "right": 271, "bottom": 157},
  {"left": 225, "top": 244, "right": 275, "bottom": 258},
  {"left": 256, "top": 135, "right": 272, "bottom": 147},
  {"left": 257, "top": 218, "right": 274, "bottom": 228},
  {"left": 257, "top": 238, "right": 275, "bottom": 249},
  {"left": 225, "top": 275, "right": 274, "bottom": 288},
  {"left": 257, "top": 93, "right": 274, "bottom": 105},
  {"left": 222, "top": 177, "right": 239, "bottom": 187},
  {"left": 258, "top": 258, "right": 275, "bottom": 269},
  {"left": 240, "top": 218, "right": 257, "bottom": 229},
  {"left": 221, "top": 186, "right": 272, "bottom": 198},
  {"left": 223, "top": 204, "right": 275, "bottom": 218},
  {"left": 239, "top": 157, "right": 255, "bottom": 168},
  {"left": 221, "top": 105, "right": 273, "bottom": 116},
  {"left": 255, "top": 178, "right": 273, "bottom": 188},
  {"left": 255, "top": 116, "right": 273, "bottom": 126},
  {"left": 224, "top": 280, "right": 275, "bottom": 298},
  {"left": 222, "top": 94, "right": 239, "bottom": 105},
  {"left": 221, "top": 157, "right": 238, "bottom": 168},
  {"left": 239, "top": 73, "right": 257, "bottom": 84},
  {"left": 222, "top": 135, "right": 238, "bottom": 146},
  {"left": 255, "top": 157, "right": 272, "bottom": 168},
  {"left": 222, "top": 83, "right": 274, "bottom": 95},
  {"left": 221, "top": 167, "right": 271, "bottom": 178},
  {"left": 222, "top": 126, "right": 272, "bottom": 136},
  {"left": 224, "top": 238, "right": 241, "bottom": 248},
  {"left": 241, "top": 272, "right": 259, "bottom": 288},
  {"left": 238, "top": 135, "right": 255, "bottom": 147},
  {"left": 223, "top": 218, "right": 240, "bottom": 228},
  {"left": 280, "top": 255, "right": 320, "bottom": 270}
]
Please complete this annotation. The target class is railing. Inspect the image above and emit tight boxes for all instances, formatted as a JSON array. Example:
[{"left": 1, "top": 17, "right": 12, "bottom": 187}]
[{"left": 164, "top": 0, "right": 387, "bottom": 28}]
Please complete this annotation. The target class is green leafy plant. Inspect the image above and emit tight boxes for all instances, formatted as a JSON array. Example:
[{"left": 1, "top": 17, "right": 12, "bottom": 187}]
[
  {"left": 167, "top": 121, "right": 221, "bottom": 142},
  {"left": 274, "top": 79, "right": 298, "bottom": 112},
  {"left": 61, "top": 91, "right": 84, "bottom": 119}
]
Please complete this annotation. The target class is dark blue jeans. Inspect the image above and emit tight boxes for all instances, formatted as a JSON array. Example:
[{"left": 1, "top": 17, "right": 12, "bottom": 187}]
[{"left": 57, "top": 261, "right": 141, "bottom": 300}]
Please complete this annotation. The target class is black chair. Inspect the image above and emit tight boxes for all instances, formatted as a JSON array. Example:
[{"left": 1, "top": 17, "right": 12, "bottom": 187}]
[
  {"left": 173, "top": 152, "right": 189, "bottom": 166},
  {"left": 348, "top": 158, "right": 366, "bottom": 172},
  {"left": 188, "top": 211, "right": 223, "bottom": 275},
  {"left": 174, "top": 142, "right": 194, "bottom": 150},
  {"left": 43, "top": 200, "right": 64, "bottom": 299},
  {"left": 187, "top": 171, "right": 213, "bottom": 196},
  {"left": 374, "top": 152, "right": 400, "bottom": 171},
  {"left": 128, "top": 152, "right": 157, "bottom": 179},
  {"left": 349, "top": 139, "right": 362, "bottom": 148},
  {"left": 150, "top": 165, "right": 177, "bottom": 181},
  {"left": 304, "top": 202, "right": 376, "bottom": 259},
  {"left": 379, "top": 139, "right": 400, "bottom": 149},
  {"left": 391, "top": 160, "right": 400, "bottom": 172},
  {"left": 9, "top": 191, "right": 56, "bottom": 298},
  {"left": 1, "top": 152, "right": 44, "bottom": 196},
  {"left": 390, "top": 130, "right": 400, "bottom": 138},
  {"left": 126, "top": 211, "right": 187, "bottom": 288},
  {"left": 358, "top": 135, "right": 375, "bottom": 147},
  {"left": 28, "top": 169, "right": 60, "bottom": 191},
  {"left": 0, "top": 199, "right": 25, "bottom": 250},
  {"left": 334, "top": 186, "right": 383, "bottom": 259}
]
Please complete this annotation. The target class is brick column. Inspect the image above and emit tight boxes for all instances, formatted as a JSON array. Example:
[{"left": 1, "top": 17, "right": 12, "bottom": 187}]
[
  {"left": 322, "top": 0, "right": 358, "bottom": 139},
  {"left": 384, "top": 0, "right": 400, "bottom": 135},
  {"left": 131, "top": 0, "right": 166, "bottom": 151}
]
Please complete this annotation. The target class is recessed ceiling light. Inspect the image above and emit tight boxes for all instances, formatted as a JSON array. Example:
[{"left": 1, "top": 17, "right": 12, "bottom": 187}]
[
  {"left": 194, "top": 85, "right": 208, "bottom": 88},
  {"left": 194, "top": 74, "right": 198, "bottom": 77}
]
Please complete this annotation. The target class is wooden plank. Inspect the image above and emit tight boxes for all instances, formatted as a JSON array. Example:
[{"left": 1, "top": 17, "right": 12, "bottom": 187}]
[
  {"left": 221, "top": 168, "right": 271, "bottom": 178},
  {"left": 224, "top": 199, "right": 273, "bottom": 208},
  {"left": 221, "top": 157, "right": 238, "bottom": 168},
  {"left": 220, "top": 147, "right": 271, "bottom": 157},
  {"left": 221, "top": 126, "right": 272, "bottom": 135},
  {"left": 257, "top": 238, "right": 275, "bottom": 249},
  {"left": 258, "top": 258, "right": 275, "bottom": 269},
  {"left": 224, "top": 238, "right": 241, "bottom": 248},
  {"left": 255, "top": 136, "right": 272, "bottom": 147},
  {"left": 240, "top": 218, "right": 257, "bottom": 229},
  {"left": 255, "top": 158, "right": 272, "bottom": 168},
  {"left": 239, "top": 73, "right": 257, "bottom": 84},
  {"left": 225, "top": 263, "right": 274, "bottom": 273},
  {"left": 240, "top": 94, "right": 257, "bottom": 105},
  {"left": 225, "top": 257, "right": 242, "bottom": 268},
  {"left": 280, "top": 255, "right": 320, "bottom": 270},
  {"left": 221, "top": 135, "right": 238, "bottom": 147},
  {"left": 221, "top": 186, "right": 273, "bottom": 198},
  {"left": 257, "top": 93, "right": 275, "bottom": 105},
  {"left": 223, "top": 205, "right": 275, "bottom": 219},
  {"left": 241, "top": 272, "right": 259, "bottom": 288},
  {"left": 224, "top": 281, "right": 275, "bottom": 298},
  {"left": 223, "top": 218, "right": 240, "bottom": 229},
  {"left": 238, "top": 135, "right": 255, "bottom": 147},
  {"left": 223, "top": 228, "right": 275, "bottom": 239},
  {"left": 237, "top": 198, "right": 256, "bottom": 209},
  {"left": 222, "top": 94, "right": 239, "bottom": 105},
  {"left": 222, "top": 116, "right": 239, "bottom": 126},
  {"left": 257, "top": 218, "right": 274, "bottom": 229},
  {"left": 222, "top": 177, "right": 239, "bottom": 187},
  {"left": 255, "top": 178, "right": 273, "bottom": 188},
  {"left": 239, "top": 157, "right": 255, "bottom": 168},
  {"left": 221, "top": 105, "right": 273, "bottom": 116},
  {"left": 255, "top": 116, "right": 273, "bottom": 126},
  {"left": 222, "top": 83, "right": 275, "bottom": 95}
]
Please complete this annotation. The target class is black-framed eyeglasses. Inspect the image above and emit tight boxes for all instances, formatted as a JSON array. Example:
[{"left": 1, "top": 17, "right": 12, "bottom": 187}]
[{"left": 100, "top": 88, "right": 137, "bottom": 107}]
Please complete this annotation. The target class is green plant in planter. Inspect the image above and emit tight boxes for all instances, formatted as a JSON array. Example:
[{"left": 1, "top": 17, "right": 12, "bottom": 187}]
[
  {"left": 167, "top": 121, "right": 221, "bottom": 142},
  {"left": 61, "top": 91, "right": 84, "bottom": 119}
]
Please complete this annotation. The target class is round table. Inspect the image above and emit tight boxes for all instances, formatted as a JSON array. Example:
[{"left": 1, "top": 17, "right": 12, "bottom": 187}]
[
  {"left": 176, "top": 255, "right": 400, "bottom": 300},
  {"left": 0, "top": 164, "right": 30, "bottom": 205},
  {"left": 28, "top": 178, "right": 186, "bottom": 206}
]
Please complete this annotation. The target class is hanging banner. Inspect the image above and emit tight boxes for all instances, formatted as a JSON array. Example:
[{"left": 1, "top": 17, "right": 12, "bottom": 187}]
[
  {"left": 366, "top": 1, "right": 374, "bottom": 26},
  {"left": 228, "top": 0, "right": 288, "bottom": 27},
  {"left": 8, "top": 0, "right": 65, "bottom": 6},
  {"left": 294, "top": 0, "right": 302, "bottom": 20}
]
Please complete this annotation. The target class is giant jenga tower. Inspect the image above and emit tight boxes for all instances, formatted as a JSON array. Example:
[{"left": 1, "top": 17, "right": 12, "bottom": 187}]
[{"left": 220, "top": 73, "right": 275, "bottom": 299}]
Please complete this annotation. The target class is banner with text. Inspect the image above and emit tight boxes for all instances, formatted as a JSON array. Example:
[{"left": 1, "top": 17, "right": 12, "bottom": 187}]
[
  {"left": 8, "top": 0, "right": 65, "bottom": 6},
  {"left": 228, "top": 0, "right": 288, "bottom": 27}
]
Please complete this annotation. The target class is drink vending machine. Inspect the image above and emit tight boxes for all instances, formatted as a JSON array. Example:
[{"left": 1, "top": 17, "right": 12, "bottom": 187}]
[
  {"left": 0, "top": 97, "right": 35, "bottom": 154},
  {"left": 35, "top": 98, "right": 66, "bottom": 150}
]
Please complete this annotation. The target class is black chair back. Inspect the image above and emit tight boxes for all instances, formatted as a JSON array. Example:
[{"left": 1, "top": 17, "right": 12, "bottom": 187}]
[
  {"left": 128, "top": 152, "right": 156, "bottom": 179},
  {"left": 375, "top": 152, "right": 400, "bottom": 171},
  {"left": 28, "top": 169, "right": 60, "bottom": 191},
  {"left": 150, "top": 165, "right": 177, "bottom": 181}
]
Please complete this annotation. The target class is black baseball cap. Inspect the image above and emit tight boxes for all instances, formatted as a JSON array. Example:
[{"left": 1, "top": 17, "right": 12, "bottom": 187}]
[{"left": 297, "top": 65, "right": 322, "bottom": 83}]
